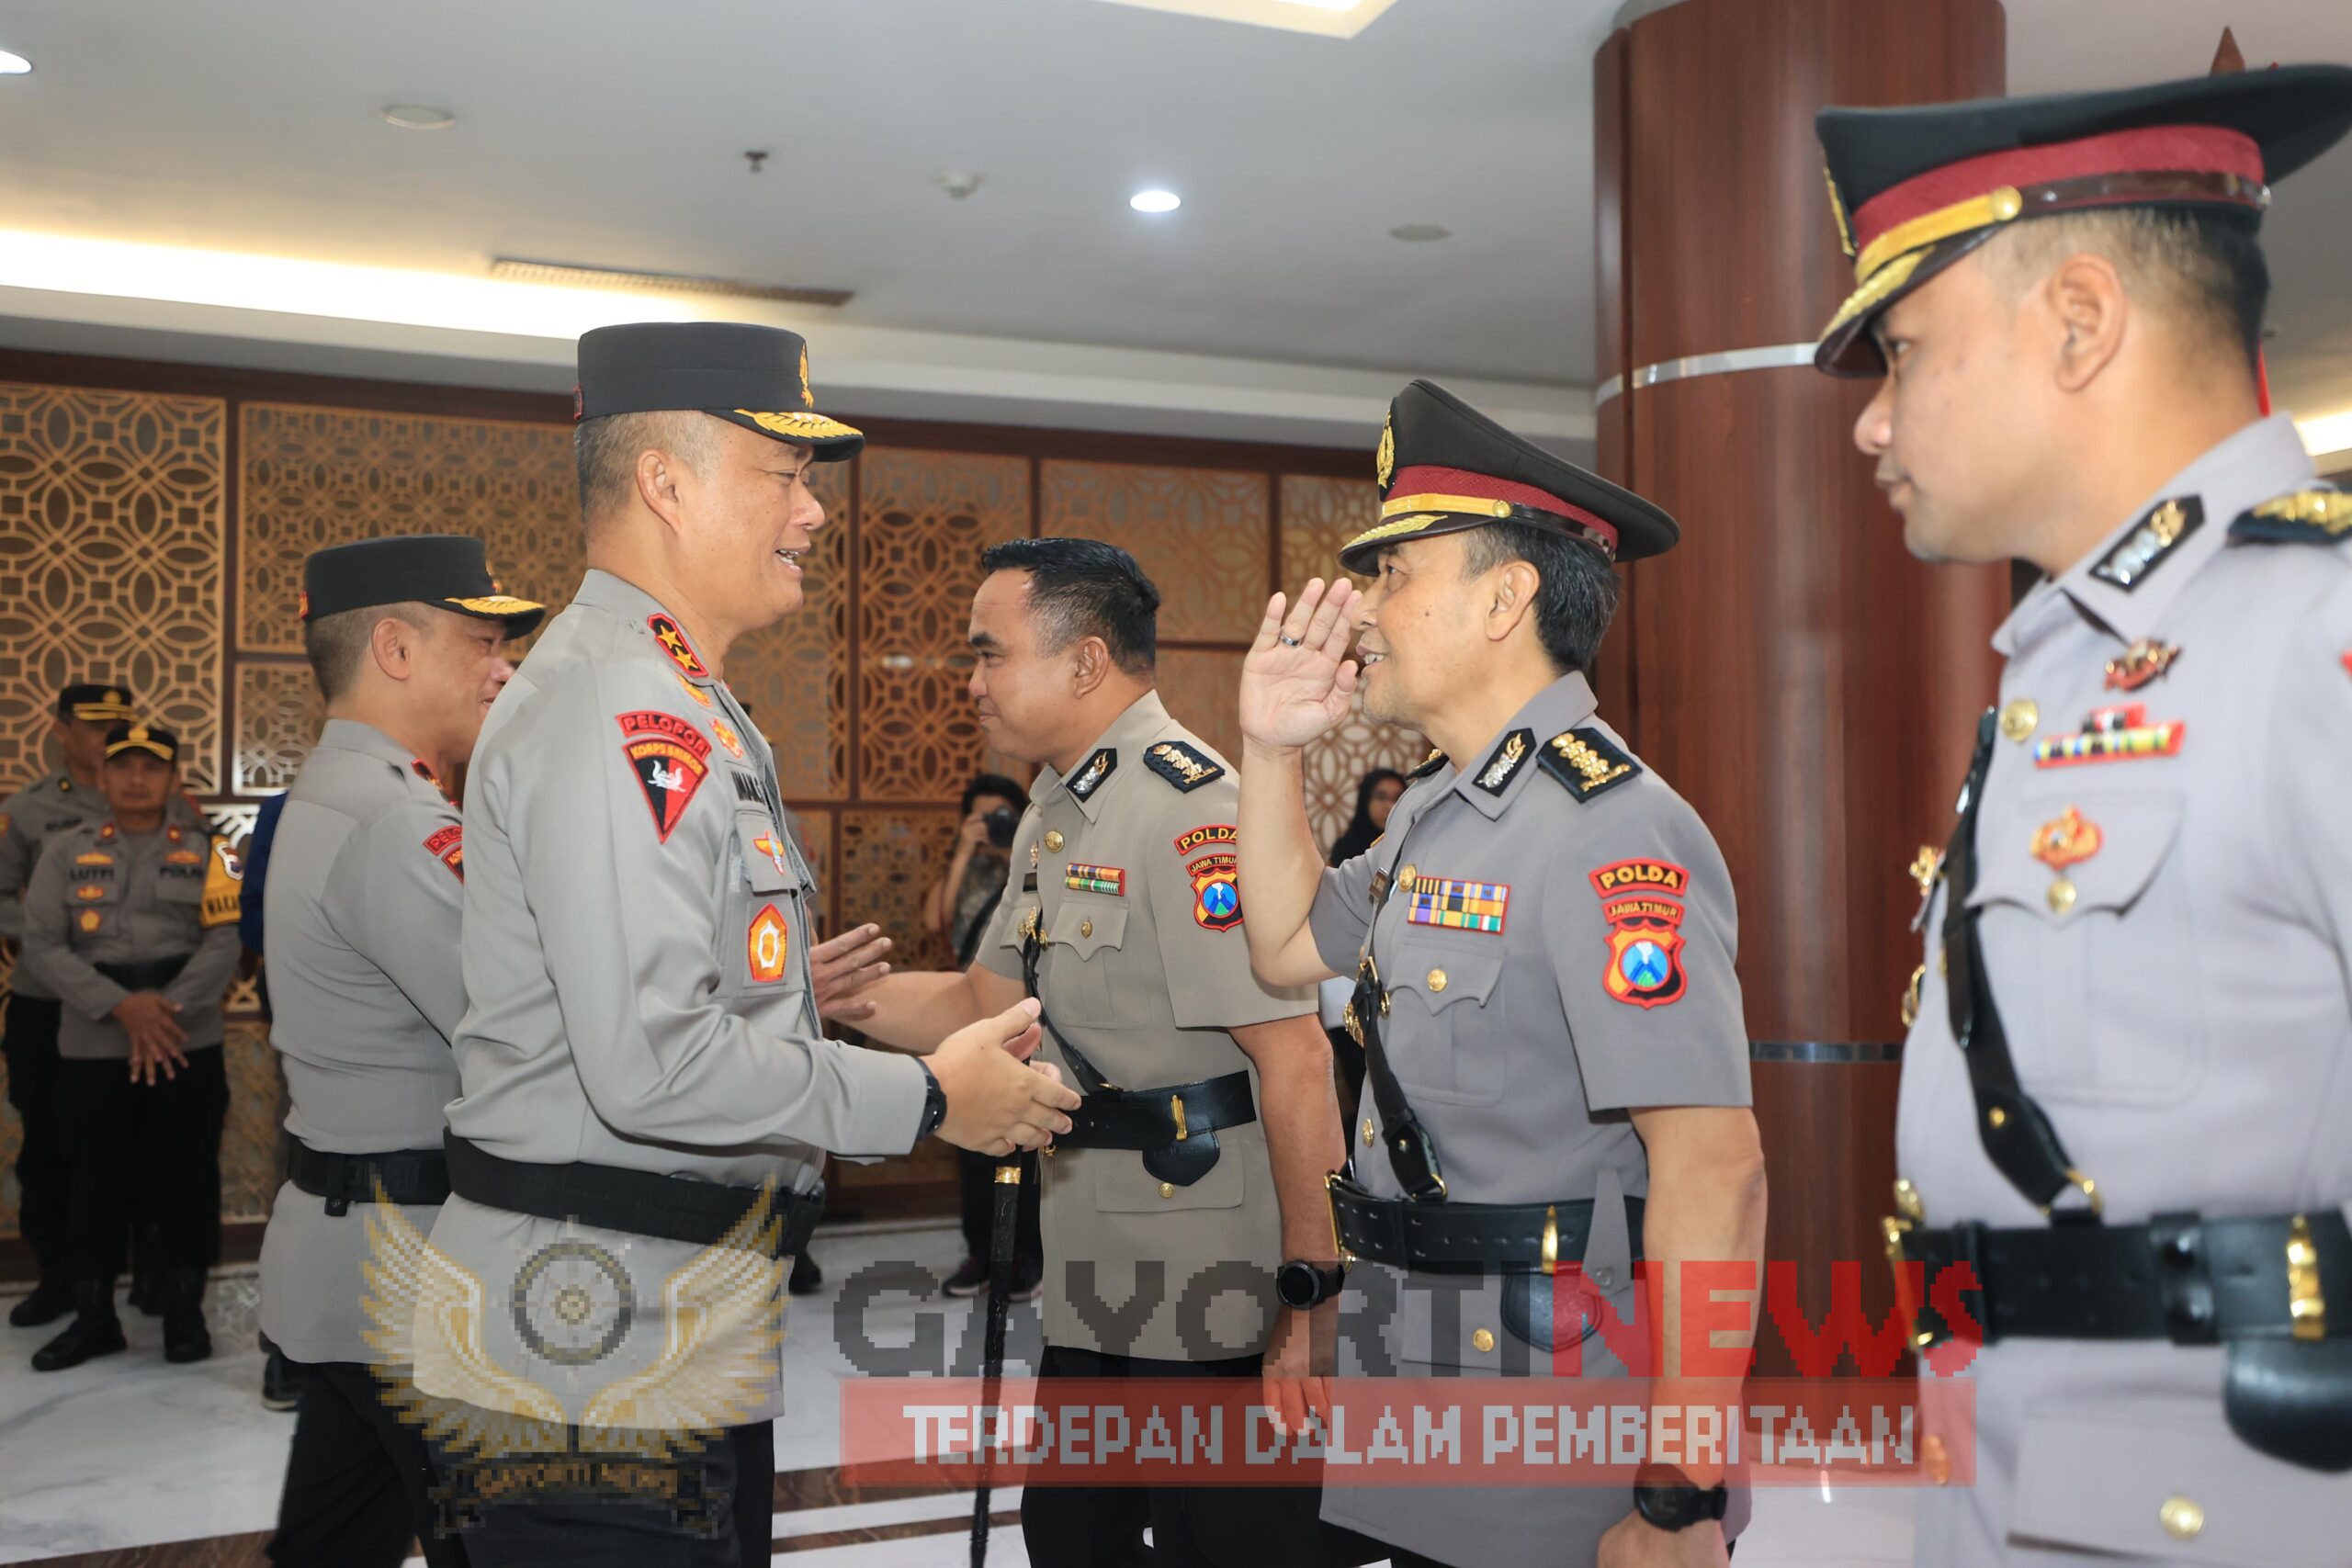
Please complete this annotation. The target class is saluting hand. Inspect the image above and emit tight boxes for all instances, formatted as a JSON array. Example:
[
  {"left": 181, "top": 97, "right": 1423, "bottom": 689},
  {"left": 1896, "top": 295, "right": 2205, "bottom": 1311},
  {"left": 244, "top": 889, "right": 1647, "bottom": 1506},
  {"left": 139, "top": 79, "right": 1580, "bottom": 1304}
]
[
  {"left": 1238, "top": 579, "right": 1363, "bottom": 751},
  {"left": 811, "top": 922, "right": 893, "bottom": 1024},
  {"left": 929, "top": 997, "right": 1081, "bottom": 1157}
]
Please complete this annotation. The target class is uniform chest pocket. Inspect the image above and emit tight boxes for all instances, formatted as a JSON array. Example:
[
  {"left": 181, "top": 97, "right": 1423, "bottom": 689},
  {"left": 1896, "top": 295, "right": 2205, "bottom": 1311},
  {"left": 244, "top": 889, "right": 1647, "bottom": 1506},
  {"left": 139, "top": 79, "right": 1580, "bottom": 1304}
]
[
  {"left": 726, "top": 812, "right": 807, "bottom": 997},
  {"left": 154, "top": 866, "right": 207, "bottom": 907},
  {"left": 1377, "top": 944, "right": 1505, "bottom": 1106},
  {"left": 1965, "top": 792, "right": 2197, "bottom": 1106},
  {"left": 1042, "top": 901, "right": 1127, "bottom": 1025}
]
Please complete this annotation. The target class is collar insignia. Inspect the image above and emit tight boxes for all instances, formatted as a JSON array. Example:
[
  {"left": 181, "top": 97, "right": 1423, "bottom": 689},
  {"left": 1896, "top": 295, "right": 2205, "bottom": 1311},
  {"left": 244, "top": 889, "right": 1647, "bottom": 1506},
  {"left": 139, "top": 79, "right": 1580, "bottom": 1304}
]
[
  {"left": 2090, "top": 497, "right": 2203, "bottom": 592},
  {"left": 1407, "top": 747, "right": 1447, "bottom": 781},
  {"left": 1068, "top": 748, "right": 1117, "bottom": 802},
  {"left": 1474, "top": 729, "right": 1533, "bottom": 795}
]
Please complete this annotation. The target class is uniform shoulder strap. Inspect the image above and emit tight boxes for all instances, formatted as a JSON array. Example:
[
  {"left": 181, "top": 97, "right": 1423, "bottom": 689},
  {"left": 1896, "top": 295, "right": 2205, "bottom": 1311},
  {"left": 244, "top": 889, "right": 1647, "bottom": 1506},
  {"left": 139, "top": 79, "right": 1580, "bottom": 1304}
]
[
  {"left": 1142, "top": 739, "right": 1225, "bottom": 792},
  {"left": 1537, "top": 727, "right": 1645, "bottom": 803},
  {"left": 2228, "top": 489, "right": 2352, "bottom": 546},
  {"left": 1405, "top": 747, "right": 1447, "bottom": 781}
]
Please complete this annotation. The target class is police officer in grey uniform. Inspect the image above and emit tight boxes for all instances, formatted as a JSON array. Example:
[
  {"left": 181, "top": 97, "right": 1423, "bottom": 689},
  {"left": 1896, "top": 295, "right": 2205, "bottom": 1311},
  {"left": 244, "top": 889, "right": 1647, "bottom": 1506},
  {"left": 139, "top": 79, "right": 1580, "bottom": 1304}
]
[
  {"left": 1236, "top": 381, "right": 1768, "bottom": 1568},
  {"left": 850, "top": 536, "right": 1343, "bottom": 1567},
  {"left": 3, "top": 684, "right": 205, "bottom": 1329},
  {"left": 20, "top": 722, "right": 242, "bottom": 1371},
  {"left": 415, "top": 323, "right": 1078, "bottom": 1564},
  {"left": 1815, "top": 67, "right": 2352, "bottom": 1564},
  {"left": 259, "top": 536, "right": 542, "bottom": 1567}
]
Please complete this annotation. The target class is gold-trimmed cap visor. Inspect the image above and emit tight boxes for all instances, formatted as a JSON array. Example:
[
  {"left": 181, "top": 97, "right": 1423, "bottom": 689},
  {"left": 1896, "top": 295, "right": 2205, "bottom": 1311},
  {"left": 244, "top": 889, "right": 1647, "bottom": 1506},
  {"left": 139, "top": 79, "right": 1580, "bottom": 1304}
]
[
  {"left": 302, "top": 535, "right": 545, "bottom": 635},
  {"left": 578, "top": 321, "right": 865, "bottom": 461},
  {"left": 103, "top": 722, "right": 176, "bottom": 762},
  {"left": 61, "top": 684, "right": 136, "bottom": 724}
]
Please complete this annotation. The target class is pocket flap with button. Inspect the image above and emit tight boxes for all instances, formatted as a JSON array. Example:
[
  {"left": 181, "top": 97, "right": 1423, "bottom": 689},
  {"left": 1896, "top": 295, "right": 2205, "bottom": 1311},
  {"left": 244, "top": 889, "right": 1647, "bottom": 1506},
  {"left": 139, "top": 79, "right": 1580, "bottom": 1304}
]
[
  {"left": 1048, "top": 902, "right": 1127, "bottom": 961},
  {"left": 2011, "top": 1404, "right": 2341, "bottom": 1566},
  {"left": 1966, "top": 793, "right": 2184, "bottom": 921},
  {"left": 1094, "top": 1143, "right": 1243, "bottom": 1213},
  {"left": 734, "top": 813, "right": 801, "bottom": 896},
  {"left": 1385, "top": 950, "right": 1502, "bottom": 1010}
]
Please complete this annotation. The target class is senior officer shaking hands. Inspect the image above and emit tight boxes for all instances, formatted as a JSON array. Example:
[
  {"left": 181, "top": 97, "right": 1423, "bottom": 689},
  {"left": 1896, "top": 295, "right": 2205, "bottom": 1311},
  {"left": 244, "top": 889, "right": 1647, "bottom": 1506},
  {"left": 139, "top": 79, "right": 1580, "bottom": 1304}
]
[
  {"left": 847, "top": 537, "right": 1343, "bottom": 1568},
  {"left": 416, "top": 323, "right": 1078, "bottom": 1566},
  {"left": 1819, "top": 67, "right": 2352, "bottom": 1563},
  {"left": 1235, "top": 381, "right": 1767, "bottom": 1568},
  {"left": 258, "top": 536, "right": 540, "bottom": 1568}
]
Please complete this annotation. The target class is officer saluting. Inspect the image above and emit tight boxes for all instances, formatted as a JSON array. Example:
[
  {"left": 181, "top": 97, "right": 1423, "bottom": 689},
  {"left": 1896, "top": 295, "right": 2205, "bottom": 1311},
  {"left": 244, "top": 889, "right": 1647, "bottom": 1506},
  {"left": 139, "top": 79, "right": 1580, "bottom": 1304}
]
[
  {"left": 417, "top": 322, "right": 1077, "bottom": 1562},
  {"left": 1236, "top": 382, "right": 1767, "bottom": 1568},
  {"left": 1817, "top": 66, "right": 2352, "bottom": 1562},
  {"left": 258, "top": 536, "right": 541, "bottom": 1567},
  {"left": 3, "top": 684, "right": 206, "bottom": 1331},
  {"left": 20, "top": 723, "right": 242, "bottom": 1371}
]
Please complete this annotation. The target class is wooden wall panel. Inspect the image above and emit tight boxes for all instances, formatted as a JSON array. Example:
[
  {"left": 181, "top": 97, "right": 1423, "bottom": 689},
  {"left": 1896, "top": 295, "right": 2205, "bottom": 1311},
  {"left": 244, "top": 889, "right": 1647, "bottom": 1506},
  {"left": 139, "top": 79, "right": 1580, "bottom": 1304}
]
[
  {"left": 838, "top": 809, "right": 961, "bottom": 976},
  {"left": 220, "top": 1021, "right": 288, "bottom": 1223},
  {"left": 730, "top": 462, "right": 852, "bottom": 801},
  {"left": 1277, "top": 473, "right": 1378, "bottom": 592},
  {"left": 0, "top": 384, "right": 227, "bottom": 792},
  {"left": 1041, "top": 462, "right": 1269, "bottom": 642},
  {"left": 232, "top": 663, "right": 325, "bottom": 796},
  {"left": 1154, "top": 649, "right": 1247, "bottom": 768},
  {"left": 854, "top": 451, "right": 1030, "bottom": 801}
]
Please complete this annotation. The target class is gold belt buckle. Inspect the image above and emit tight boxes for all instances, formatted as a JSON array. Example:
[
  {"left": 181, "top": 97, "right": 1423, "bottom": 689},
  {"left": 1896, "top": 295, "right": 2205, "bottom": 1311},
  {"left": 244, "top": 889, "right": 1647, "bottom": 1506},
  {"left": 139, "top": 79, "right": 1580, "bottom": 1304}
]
[
  {"left": 1540, "top": 1205, "right": 1559, "bottom": 1277},
  {"left": 1884, "top": 1179, "right": 1932, "bottom": 1350},
  {"left": 2289, "top": 1213, "right": 2328, "bottom": 1343}
]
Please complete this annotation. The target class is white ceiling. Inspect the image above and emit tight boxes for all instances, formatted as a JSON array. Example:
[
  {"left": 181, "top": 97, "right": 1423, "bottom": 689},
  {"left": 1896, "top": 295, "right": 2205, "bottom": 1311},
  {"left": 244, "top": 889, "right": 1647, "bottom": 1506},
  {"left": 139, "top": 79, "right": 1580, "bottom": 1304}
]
[{"left": 0, "top": 0, "right": 2346, "bottom": 426}]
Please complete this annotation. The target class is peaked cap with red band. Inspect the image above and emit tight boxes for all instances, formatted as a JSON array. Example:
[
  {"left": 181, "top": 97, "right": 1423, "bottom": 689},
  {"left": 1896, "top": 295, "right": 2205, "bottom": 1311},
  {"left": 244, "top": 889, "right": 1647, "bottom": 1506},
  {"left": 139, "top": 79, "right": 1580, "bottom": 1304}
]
[
  {"left": 1815, "top": 63, "right": 2352, "bottom": 376},
  {"left": 1340, "top": 378, "right": 1679, "bottom": 574}
]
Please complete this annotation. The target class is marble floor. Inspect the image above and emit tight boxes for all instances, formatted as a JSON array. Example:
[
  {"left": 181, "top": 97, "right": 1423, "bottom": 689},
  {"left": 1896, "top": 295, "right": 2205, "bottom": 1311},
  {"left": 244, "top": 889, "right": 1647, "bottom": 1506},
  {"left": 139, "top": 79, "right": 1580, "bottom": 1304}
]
[{"left": 0, "top": 1222, "right": 1918, "bottom": 1565}]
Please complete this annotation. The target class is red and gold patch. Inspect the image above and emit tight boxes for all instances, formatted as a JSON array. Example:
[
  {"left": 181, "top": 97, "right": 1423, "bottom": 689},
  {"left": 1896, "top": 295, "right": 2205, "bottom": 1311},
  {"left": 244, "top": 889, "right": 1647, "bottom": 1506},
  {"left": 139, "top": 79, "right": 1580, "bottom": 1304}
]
[
  {"left": 647, "top": 615, "right": 709, "bottom": 679},
  {"left": 1173, "top": 823, "right": 1238, "bottom": 857},
  {"left": 747, "top": 903, "right": 789, "bottom": 984},
  {"left": 711, "top": 719, "right": 746, "bottom": 760},
  {"left": 1592, "top": 858, "right": 1690, "bottom": 1010},
  {"left": 1189, "top": 853, "right": 1243, "bottom": 931},
  {"left": 676, "top": 673, "right": 714, "bottom": 709},
  {"left": 751, "top": 829, "right": 790, "bottom": 877},
  {"left": 616, "top": 712, "right": 713, "bottom": 842},
  {"left": 424, "top": 824, "right": 465, "bottom": 880},
  {"left": 78, "top": 909, "right": 102, "bottom": 934},
  {"left": 76, "top": 883, "right": 105, "bottom": 902}
]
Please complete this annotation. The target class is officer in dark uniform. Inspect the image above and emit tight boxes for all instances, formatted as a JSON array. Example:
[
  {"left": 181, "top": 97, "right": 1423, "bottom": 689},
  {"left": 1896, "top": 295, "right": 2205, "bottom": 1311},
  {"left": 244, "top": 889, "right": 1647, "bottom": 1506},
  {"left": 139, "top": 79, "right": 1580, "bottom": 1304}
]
[
  {"left": 1237, "top": 382, "right": 1767, "bottom": 1568},
  {"left": 2, "top": 684, "right": 205, "bottom": 1330},
  {"left": 259, "top": 536, "right": 541, "bottom": 1567},
  {"left": 1815, "top": 66, "right": 2352, "bottom": 1564},
  {"left": 19, "top": 723, "right": 242, "bottom": 1370}
]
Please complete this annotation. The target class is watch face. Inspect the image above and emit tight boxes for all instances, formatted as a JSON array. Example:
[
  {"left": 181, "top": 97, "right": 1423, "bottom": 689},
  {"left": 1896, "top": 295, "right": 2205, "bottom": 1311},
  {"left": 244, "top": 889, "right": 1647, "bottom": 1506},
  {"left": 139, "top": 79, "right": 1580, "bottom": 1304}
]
[{"left": 1275, "top": 1262, "right": 1317, "bottom": 1310}]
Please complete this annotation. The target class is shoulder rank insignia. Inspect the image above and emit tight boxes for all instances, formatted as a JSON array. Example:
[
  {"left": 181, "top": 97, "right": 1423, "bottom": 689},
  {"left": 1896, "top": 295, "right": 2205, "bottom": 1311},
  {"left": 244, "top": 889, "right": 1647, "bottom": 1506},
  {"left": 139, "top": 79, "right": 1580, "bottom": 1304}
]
[
  {"left": 2090, "top": 497, "right": 2202, "bottom": 591},
  {"left": 2229, "top": 489, "right": 2352, "bottom": 545},
  {"left": 1144, "top": 740, "right": 1224, "bottom": 792},
  {"left": 1068, "top": 748, "right": 1117, "bottom": 802},
  {"left": 1407, "top": 747, "right": 1448, "bottom": 781},
  {"left": 2033, "top": 703, "right": 2184, "bottom": 768},
  {"left": 646, "top": 614, "right": 710, "bottom": 680},
  {"left": 1473, "top": 728, "right": 1534, "bottom": 795},
  {"left": 2103, "top": 638, "right": 2179, "bottom": 692},
  {"left": 1539, "top": 728, "right": 1643, "bottom": 803}
]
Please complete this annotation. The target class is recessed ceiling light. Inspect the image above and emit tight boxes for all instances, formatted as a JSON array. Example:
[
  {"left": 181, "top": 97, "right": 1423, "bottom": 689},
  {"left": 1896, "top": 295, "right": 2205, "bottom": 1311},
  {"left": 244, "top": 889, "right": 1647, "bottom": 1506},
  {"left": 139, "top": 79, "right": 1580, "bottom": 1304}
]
[
  {"left": 1130, "top": 188, "right": 1182, "bottom": 214},
  {"left": 381, "top": 104, "right": 457, "bottom": 131},
  {"left": 1389, "top": 223, "right": 1452, "bottom": 243},
  {"left": 0, "top": 49, "right": 32, "bottom": 75}
]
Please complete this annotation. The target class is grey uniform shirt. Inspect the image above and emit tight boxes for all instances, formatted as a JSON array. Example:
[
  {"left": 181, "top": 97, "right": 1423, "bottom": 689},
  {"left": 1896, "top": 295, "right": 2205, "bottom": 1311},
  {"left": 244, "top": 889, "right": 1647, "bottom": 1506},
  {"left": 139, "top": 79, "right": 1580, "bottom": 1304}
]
[
  {"left": 2, "top": 773, "right": 206, "bottom": 1000},
  {"left": 1900, "top": 414, "right": 2352, "bottom": 1567},
  {"left": 975, "top": 692, "right": 1315, "bottom": 1361},
  {"left": 258, "top": 719, "right": 468, "bottom": 1365},
  {"left": 1305, "top": 671, "right": 1749, "bottom": 1568},
  {"left": 422, "top": 570, "right": 929, "bottom": 1426},
  {"left": 21, "top": 818, "right": 241, "bottom": 1058}
]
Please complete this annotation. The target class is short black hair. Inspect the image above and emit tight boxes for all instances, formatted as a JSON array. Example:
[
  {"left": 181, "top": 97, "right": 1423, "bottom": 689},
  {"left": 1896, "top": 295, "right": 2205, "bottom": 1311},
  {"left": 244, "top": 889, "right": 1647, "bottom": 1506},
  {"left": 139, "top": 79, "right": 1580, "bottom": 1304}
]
[
  {"left": 978, "top": 537, "right": 1160, "bottom": 674},
  {"left": 961, "top": 772, "right": 1026, "bottom": 815},
  {"left": 1988, "top": 206, "right": 2269, "bottom": 367},
  {"left": 1457, "top": 523, "right": 1622, "bottom": 676}
]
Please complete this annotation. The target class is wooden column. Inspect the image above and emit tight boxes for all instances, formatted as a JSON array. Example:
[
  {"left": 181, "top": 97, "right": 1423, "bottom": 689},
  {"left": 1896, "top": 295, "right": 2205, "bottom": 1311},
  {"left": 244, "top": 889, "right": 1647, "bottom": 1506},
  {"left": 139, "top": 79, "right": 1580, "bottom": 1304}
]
[{"left": 1592, "top": 0, "right": 2011, "bottom": 1373}]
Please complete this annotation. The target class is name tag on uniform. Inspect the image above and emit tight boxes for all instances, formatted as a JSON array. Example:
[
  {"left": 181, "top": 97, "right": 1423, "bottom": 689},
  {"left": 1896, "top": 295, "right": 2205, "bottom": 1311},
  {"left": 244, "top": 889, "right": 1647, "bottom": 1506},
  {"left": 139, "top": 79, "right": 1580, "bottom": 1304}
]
[
  {"left": 1406, "top": 876, "right": 1509, "bottom": 934},
  {"left": 1066, "top": 863, "right": 1125, "bottom": 897}
]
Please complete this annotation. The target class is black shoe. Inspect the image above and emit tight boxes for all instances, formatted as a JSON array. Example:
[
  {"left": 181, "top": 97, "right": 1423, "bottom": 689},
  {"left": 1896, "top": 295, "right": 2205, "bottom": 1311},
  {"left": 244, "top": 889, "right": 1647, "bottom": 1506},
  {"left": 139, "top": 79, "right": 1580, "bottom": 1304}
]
[
  {"left": 8, "top": 1278, "right": 74, "bottom": 1329},
  {"left": 261, "top": 1348, "right": 303, "bottom": 1411},
  {"left": 161, "top": 1267, "right": 211, "bottom": 1364},
  {"left": 31, "top": 1280, "right": 126, "bottom": 1372},
  {"left": 1006, "top": 1260, "right": 1044, "bottom": 1303},
  {"left": 787, "top": 1251, "right": 824, "bottom": 1297},
  {"left": 942, "top": 1256, "right": 989, "bottom": 1298}
]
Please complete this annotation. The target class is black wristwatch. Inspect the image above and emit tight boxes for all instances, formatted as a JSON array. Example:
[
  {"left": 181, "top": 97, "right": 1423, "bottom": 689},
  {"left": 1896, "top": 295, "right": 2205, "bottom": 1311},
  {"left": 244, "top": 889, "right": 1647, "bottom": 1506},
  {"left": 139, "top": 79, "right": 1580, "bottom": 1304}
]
[
  {"left": 1274, "top": 1259, "right": 1347, "bottom": 1309},
  {"left": 914, "top": 1061, "right": 949, "bottom": 1140},
  {"left": 1633, "top": 1463, "right": 1728, "bottom": 1531}
]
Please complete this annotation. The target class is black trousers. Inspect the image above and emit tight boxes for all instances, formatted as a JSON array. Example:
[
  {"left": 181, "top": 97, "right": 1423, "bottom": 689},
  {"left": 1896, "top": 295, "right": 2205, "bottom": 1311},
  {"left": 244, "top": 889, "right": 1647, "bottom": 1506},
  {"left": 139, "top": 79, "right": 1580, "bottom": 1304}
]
[
  {"left": 956, "top": 1148, "right": 1043, "bottom": 1267},
  {"left": 430, "top": 1419, "right": 771, "bottom": 1568},
  {"left": 1021, "top": 1343, "right": 1329, "bottom": 1568},
  {"left": 1, "top": 995, "right": 69, "bottom": 1278},
  {"left": 56, "top": 1047, "right": 227, "bottom": 1278},
  {"left": 268, "top": 1359, "right": 469, "bottom": 1568}
]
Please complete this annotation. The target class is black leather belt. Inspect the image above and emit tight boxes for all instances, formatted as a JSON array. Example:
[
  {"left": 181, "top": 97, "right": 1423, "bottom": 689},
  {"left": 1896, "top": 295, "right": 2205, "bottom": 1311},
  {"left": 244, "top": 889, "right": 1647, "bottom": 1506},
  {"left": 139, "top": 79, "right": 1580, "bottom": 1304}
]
[
  {"left": 1055, "top": 1068, "right": 1257, "bottom": 1152},
  {"left": 1329, "top": 1173, "right": 1645, "bottom": 1276},
  {"left": 444, "top": 1134, "right": 824, "bottom": 1259},
  {"left": 95, "top": 955, "right": 190, "bottom": 991},
  {"left": 288, "top": 1137, "right": 450, "bottom": 1216},
  {"left": 1891, "top": 1209, "right": 2352, "bottom": 1348}
]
